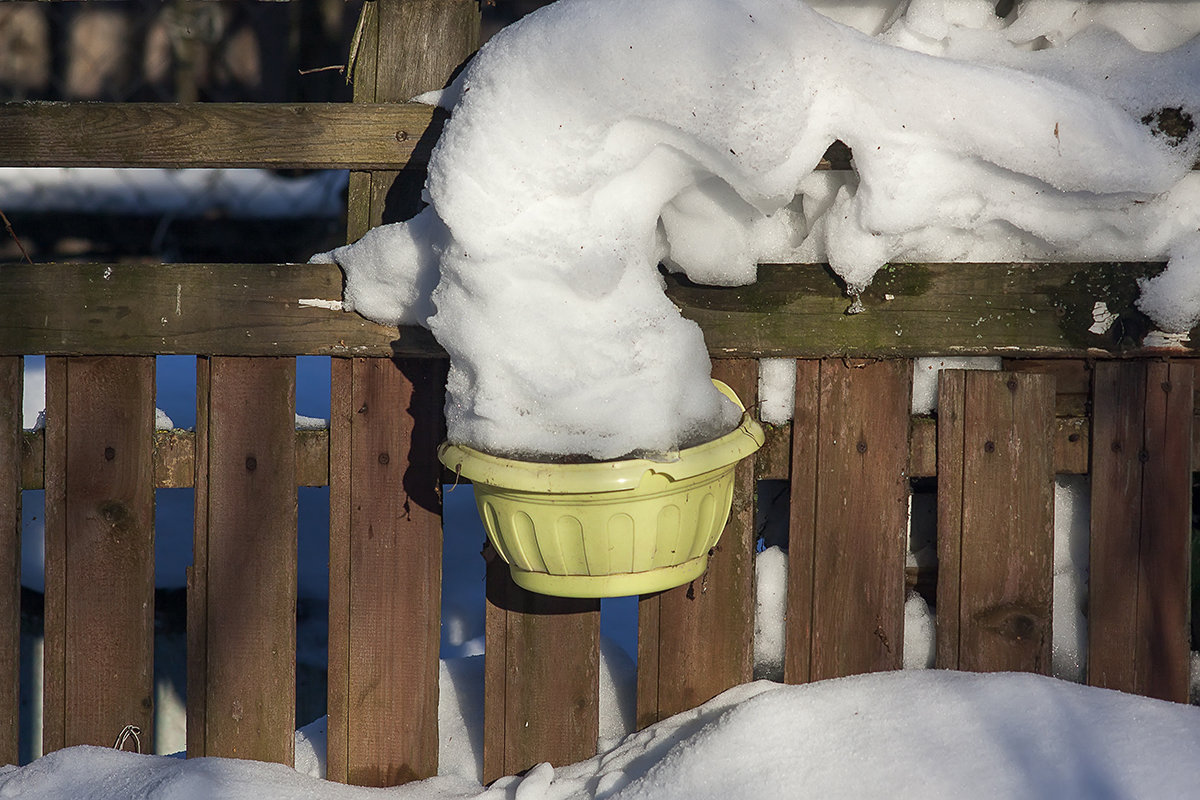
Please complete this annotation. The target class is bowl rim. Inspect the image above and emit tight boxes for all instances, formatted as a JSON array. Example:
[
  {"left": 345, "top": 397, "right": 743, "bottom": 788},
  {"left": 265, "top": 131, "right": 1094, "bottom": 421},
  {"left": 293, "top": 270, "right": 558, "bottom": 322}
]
[{"left": 438, "top": 379, "right": 764, "bottom": 493}]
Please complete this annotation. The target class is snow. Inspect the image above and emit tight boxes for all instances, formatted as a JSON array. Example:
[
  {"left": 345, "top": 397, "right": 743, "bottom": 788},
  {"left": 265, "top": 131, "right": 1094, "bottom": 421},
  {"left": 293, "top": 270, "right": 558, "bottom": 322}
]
[
  {"left": 6, "top": 671, "right": 1200, "bottom": 800},
  {"left": 756, "top": 359, "right": 796, "bottom": 425},
  {"left": 911, "top": 356, "right": 1001, "bottom": 415},
  {"left": 319, "top": 0, "right": 1200, "bottom": 459}
]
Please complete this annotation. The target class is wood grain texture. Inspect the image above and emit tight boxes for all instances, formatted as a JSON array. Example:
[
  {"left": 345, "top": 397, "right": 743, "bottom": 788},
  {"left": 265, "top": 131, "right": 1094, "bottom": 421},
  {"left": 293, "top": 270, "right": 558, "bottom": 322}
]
[
  {"left": 635, "top": 360, "right": 757, "bottom": 726},
  {"left": 326, "top": 357, "right": 352, "bottom": 783},
  {"left": 1089, "top": 361, "right": 1193, "bottom": 702},
  {"left": 0, "top": 358, "right": 20, "bottom": 764},
  {"left": 787, "top": 360, "right": 910, "bottom": 682},
  {"left": 783, "top": 360, "right": 820, "bottom": 685},
  {"left": 0, "top": 102, "right": 442, "bottom": 169},
  {"left": 191, "top": 357, "right": 297, "bottom": 763},
  {"left": 42, "top": 357, "right": 155, "bottom": 752},
  {"left": 187, "top": 358, "right": 212, "bottom": 758},
  {"left": 936, "top": 371, "right": 1055, "bottom": 673},
  {"left": 1, "top": 261, "right": 1189, "bottom": 358},
  {"left": 484, "top": 554, "right": 600, "bottom": 783},
  {"left": 327, "top": 0, "right": 476, "bottom": 786},
  {"left": 337, "top": 358, "right": 445, "bottom": 786},
  {"left": 0, "top": 261, "right": 437, "bottom": 358},
  {"left": 11, "top": 409, "right": 1099, "bottom": 491}
]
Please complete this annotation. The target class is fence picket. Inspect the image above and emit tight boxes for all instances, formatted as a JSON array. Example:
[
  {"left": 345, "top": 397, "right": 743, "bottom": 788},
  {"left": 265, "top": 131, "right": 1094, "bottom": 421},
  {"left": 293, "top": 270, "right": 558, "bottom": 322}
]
[
  {"left": 786, "top": 359, "right": 910, "bottom": 683},
  {"left": 326, "top": 0, "right": 476, "bottom": 785},
  {"left": 189, "top": 356, "right": 296, "bottom": 762},
  {"left": 936, "top": 370, "right": 1055, "bottom": 673},
  {"left": 1089, "top": 361, "right": 1193, "bottom": 702},
  {"left": 0, "top": 357, "right": 20, "bottom": 764},
  {"left": 42, "top": 356, "right": 155, "bottom": 752},
  {"left": 327, "top": 357, "right": 444, "bottom": 785},
  {"left": 636, "top": 359, "right": 757, "bottom": 727},
  {"left": 484, "top": 555, "right": 600, "bottom": 783}
]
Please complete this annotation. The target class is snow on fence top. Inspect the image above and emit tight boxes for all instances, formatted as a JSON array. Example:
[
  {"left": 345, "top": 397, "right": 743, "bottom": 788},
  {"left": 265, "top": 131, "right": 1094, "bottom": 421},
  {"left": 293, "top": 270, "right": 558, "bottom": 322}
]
[{"left": 316, "top": 0, "right": 1200, "bottom": 460}]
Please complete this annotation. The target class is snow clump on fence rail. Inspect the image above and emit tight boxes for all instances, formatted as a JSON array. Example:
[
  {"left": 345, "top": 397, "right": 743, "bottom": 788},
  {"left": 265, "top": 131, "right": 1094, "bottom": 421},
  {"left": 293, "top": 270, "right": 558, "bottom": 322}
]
[{"left": 315, "top": 0, "right": 1200, "bottom": 460}]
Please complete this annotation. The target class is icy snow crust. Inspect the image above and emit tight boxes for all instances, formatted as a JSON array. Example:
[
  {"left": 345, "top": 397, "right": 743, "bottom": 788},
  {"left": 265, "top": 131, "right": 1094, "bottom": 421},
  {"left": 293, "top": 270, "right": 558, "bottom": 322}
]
[{"left": 319, "top": 0, "right": 1200, "bottom": 459}]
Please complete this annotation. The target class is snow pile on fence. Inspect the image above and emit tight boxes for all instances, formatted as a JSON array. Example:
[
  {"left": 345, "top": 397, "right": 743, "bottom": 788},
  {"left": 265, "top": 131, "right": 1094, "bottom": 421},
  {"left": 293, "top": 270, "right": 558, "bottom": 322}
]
[{"left": 318, "top": 0, "right": 1199, "bottom": 460}]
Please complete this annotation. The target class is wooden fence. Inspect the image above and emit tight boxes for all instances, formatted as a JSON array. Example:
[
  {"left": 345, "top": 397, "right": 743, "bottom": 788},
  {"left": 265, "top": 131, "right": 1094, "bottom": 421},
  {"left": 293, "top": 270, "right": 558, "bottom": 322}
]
[{"left": 1, "top": 0, "right": 1195, "bottom": 788}]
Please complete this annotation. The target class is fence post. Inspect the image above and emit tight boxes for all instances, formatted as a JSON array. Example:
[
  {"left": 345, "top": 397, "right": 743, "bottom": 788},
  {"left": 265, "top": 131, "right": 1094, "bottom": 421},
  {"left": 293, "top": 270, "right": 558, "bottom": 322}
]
[
  {"left": 0, "top": 357, "right": 20, "bottom": 765},
  {"left": 42, "top": 356, "right": 155, "bottom": 753},
  {"left": 785, "top": 359, "right": 909, "bottom": 683},
  {"left": 935, "top": 370, "right": 1055, "bottom": 674},
  {"left": 636, "top": 358, "right": 757, "bottom": 728},
  {"left": 1089, "top": 360, "right": 1193, "bottom": 702},
  {"left": 188, "top": 356, "right": 297, "bottom": 763},
  {"left": 327, "top": 0, "right": 478, "bottom": 786}
]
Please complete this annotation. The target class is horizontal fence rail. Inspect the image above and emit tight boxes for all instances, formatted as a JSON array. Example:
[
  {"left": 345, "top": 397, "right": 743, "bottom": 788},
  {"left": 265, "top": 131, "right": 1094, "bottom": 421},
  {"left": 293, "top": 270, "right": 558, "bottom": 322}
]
[
  {"left": 0, "top": 261, "right": 1189, "bottom": 358},
  {"left": 0, "top": 103, "right": 443, "bottom": 170},
  {"left": 1, "top": 412, "right": 1124, "bottom": 489}
]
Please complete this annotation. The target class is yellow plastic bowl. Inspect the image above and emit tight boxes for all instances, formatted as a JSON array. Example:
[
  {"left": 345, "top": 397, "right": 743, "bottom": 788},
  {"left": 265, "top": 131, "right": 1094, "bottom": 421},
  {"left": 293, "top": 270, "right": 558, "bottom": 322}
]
[{"left": 438, "top": 380, "right": 764, "bottom": 598}]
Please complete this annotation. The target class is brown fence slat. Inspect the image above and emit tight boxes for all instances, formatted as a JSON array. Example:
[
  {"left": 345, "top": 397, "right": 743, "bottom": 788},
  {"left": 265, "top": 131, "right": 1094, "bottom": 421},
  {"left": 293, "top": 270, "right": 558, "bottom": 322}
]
[
  {"left": 327, "top": 358, "right": 444, "bottom": 785},
  {"left": 1, "top": 261, "right": 1188, "bottom": 360},
  {"left": 484, "top": 556, "right": 600, "bottom": 782},
  {"left": 0, "top": 103, "right": 440, "bottom": 170},
  {"left": 326, "top": 357, "right": 352, "bottom": 782},
  {"left": 786, "top": 359, "right": 909, "bottom": 683},
  {"left": 326, "top": 0, "right": 476, "bottom": 785},
  {"left": 1089, "top": 361, "right": 1193, "bottom": 702},
  {"left": 636, "top": 359, "right": 757, "bottom": 726},
  {"left": 42, "top": 356, "right": 155, "bottom": 752},
  {"left": 190, "top": 356, "right": 296, "bottom": 762},
  {"left": 0, "top": 357, "right": 20, "bottom": 764},
  {"left": 936, "top": 370, "right": 1055, "bottom": 673},
  {"left": 783, "top": 360, "right": 820, "bottom": 684}
]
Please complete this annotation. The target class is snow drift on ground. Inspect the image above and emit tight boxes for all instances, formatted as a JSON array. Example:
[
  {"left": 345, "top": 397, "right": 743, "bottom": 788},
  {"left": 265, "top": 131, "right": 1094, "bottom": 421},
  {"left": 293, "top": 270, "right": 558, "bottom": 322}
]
[
  {"left": 316, "top": 0, "right": 1200, "bottom": 460},
  {"left": 5, "top": 671, "right": 1200, "bottom": 800}
]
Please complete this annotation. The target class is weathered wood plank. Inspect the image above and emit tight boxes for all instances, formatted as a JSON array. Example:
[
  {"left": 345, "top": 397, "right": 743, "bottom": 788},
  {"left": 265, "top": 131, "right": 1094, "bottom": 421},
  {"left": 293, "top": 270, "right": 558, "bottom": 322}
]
[
  {"left": 191, "top": 357, "right": 296, "bottom": 763},
  {"left": 783, "top": 360, "right": 820, "bottom": 685},
  {"left": 327, "top": 0, "right": 475, "bottom": 785},
  {"left": 936, "top": 371, "right": 1055, "bottom": 673},
  {"left": 1136, "top": 361, "right": 1193, "bottom": 701},
  {"left": 636, "top": 359, "right": 757, "bottom": 725},
  {"left": 0, "top": 357, "right": 20, "bottom": 765},
  {"left": 1089, "top": 361, "right": 1193, "bottom": 702},
  {"left": 933, "top": 370, "right": 967, "bottom": 671},
  {"left": 2, "top": 261, "right": 1190, "bottom": 358},
  {"left": 326, "top": 357, "right": 352, "bottom": 783},
  {"left": 42, "top": 357, "right": 156, "bottom": 752},
  {"left": 186, "top": 359, "right": 211, "bottom": 758},
  {"left": 1002, "top": 358, "right": 1091, "bottom": 416},
  {"left": 335, "top": 358, "right": 444, "bottom": 786},
  {"left": 670, "top": 261, "right": 1182, "bottom": 358},
  {"left": 787, "top": 359, "right": 910, "bottom": 682},
  {"left": 0, "top": 261, "right": 437, "bottom": 358},
  {"left": 41, "top": 358, "right": 67, "bottom": 753},
  {"left": 0, "top": 102, "right": 442, "bottom": 170},
  {"left": 815, "top": 359, "right": 910, "bottom": 679},
  {"left": 484, "top": 555, "right": 600, "bottom": 782}
]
